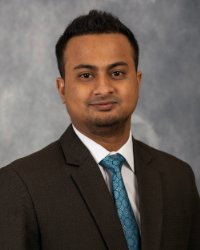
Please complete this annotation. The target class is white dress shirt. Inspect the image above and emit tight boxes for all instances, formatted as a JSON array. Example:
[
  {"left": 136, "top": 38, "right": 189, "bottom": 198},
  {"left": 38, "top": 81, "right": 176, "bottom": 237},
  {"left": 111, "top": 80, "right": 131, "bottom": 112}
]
[{"left": 73, "top": 125, "right": 140, "bottom": 226}]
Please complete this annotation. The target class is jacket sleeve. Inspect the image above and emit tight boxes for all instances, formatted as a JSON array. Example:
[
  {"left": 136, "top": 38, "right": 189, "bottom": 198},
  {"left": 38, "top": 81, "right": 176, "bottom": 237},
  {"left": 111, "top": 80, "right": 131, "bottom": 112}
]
[
  {"left": 188, "top": 168, "right": 200, "bottom": 250},
  {"left": 0, "top": 166, "right": 40, "bottom": 250}
]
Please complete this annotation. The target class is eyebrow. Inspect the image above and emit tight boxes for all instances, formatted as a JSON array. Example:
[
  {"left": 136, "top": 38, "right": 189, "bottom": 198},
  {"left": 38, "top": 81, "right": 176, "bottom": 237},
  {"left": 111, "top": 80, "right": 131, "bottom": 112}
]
[
  {"left": 73, "top": 61, "right": 128, "bottom": 71},
  {"left": 73, "top": 64, "right": 97, "bottom": 71},
  {"left": 107, "top": 61, "right": 128, "bottom": 70}
]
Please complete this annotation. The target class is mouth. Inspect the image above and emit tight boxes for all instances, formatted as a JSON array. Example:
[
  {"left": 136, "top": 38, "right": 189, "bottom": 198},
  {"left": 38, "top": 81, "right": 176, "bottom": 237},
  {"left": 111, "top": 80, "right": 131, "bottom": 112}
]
[{"left": 89, "top": 100, "right": 118, "bottom": 111}]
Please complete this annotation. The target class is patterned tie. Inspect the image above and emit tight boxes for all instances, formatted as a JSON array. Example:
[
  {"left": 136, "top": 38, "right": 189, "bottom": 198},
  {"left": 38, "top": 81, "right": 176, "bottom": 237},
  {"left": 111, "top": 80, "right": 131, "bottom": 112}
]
[{"left": 100, "top": 153, "right": 140, "bottom": 250}]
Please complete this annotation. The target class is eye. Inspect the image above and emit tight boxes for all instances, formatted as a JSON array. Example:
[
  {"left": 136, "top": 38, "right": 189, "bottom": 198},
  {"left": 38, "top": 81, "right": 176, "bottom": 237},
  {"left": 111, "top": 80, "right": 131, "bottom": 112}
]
[
  {"left": 112, "top": 71, "right": 122, "bottom": 76},
  {"left": 79, "top": 73, "right": 93, "bottom": 79},
  {"left": 111, "top": 70, "right": 125, "bottom": 78}
]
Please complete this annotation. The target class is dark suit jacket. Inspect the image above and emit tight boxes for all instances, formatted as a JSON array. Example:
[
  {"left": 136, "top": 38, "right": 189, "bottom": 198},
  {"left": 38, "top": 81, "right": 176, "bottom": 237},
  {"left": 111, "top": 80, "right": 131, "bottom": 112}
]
[{"left": 0, "top": 125, "right": 199, "bottom": 250}]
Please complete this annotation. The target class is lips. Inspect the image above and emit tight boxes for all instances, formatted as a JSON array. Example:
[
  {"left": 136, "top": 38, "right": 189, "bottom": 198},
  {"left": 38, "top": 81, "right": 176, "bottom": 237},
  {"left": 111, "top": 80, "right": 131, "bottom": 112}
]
[{"left": 89, "top": 100, "right": 118, "bottom": 111}]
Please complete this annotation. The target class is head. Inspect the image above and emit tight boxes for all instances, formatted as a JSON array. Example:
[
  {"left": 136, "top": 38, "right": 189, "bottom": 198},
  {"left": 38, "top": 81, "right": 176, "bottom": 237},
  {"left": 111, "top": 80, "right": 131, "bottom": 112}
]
[
  {"left": 55, "top": 9, "right": 139, "bottom": 79},
  {"left": 56, "top": 10, "right": 142, "bottom": 142}
]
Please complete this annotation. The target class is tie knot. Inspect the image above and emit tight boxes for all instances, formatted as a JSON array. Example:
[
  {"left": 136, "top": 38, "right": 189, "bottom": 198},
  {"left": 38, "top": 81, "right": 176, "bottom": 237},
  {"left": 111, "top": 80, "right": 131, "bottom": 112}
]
[{"left": 99, "top": 153, "right": 126, "bottom": 174}]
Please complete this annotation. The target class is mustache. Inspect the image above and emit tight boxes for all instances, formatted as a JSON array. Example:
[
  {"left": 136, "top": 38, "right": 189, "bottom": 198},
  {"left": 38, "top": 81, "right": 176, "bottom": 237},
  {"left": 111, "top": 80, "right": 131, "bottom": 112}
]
[{"left": 86, "top": 95, "right": 121, "bottom": 105}]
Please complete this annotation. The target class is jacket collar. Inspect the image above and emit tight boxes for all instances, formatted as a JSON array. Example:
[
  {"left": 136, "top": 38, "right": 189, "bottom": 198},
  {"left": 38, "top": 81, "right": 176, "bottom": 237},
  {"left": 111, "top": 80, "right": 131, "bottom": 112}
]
[{"left": 133, "top": 139, "right": 163, "bottom": 250}]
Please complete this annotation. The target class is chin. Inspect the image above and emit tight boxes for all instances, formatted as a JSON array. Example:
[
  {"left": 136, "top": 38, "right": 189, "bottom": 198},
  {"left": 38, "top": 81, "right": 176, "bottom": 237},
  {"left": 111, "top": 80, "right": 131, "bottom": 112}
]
[
  {"left": 90, "top": 114, "right": 130, "bottom": 130},
  {"left": 93, "top": 115, "right": 121, "bottom": 127}
]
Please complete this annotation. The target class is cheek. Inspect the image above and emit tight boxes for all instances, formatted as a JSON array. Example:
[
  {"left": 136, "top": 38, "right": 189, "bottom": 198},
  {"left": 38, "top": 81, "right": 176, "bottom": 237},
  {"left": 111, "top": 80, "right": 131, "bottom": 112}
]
[
  {"left": 65, "top": 86, "right": 89, "bottom": 107},
  {"left": 122, "top": 83, "right": 139, "bottom": 99},
  {"left": 123, "top": 86, "right": 139, "bottom": 108}
]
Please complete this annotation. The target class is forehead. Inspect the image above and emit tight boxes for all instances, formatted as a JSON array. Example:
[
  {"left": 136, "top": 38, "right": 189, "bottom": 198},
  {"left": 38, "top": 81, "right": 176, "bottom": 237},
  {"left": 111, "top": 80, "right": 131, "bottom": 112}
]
[{"left": 64, "top": 33, "right": 134, "bottom": 66}]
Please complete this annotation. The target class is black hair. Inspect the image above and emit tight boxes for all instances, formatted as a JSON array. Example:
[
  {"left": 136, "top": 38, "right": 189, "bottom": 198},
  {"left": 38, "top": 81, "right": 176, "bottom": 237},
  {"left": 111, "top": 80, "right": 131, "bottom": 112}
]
[{"left": 55, "top": 9, "right": 139, "bottom": 78}]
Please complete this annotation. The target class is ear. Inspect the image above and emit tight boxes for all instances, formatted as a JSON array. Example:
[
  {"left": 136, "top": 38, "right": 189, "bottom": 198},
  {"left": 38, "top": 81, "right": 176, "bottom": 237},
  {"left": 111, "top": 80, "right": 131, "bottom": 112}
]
[
  {"left": 56, "top": 77, "right": 66, "bottom": 104},
  {"left": 136, "top": 70, "right": 142, "bottom": 89}
]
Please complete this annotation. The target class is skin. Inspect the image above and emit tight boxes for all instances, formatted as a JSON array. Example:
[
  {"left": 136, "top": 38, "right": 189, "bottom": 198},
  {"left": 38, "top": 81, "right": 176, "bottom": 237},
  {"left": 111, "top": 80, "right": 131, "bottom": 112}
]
[{"left": 57, "top": 33, "right": 142, "bottom": 151}]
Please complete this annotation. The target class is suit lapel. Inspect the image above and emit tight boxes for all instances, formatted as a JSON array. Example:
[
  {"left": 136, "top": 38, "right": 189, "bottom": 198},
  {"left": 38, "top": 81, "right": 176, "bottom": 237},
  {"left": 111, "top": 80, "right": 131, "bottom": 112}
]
[
  {"left": 133, "top": 139, "right": 163, "bottom": 250},
  {"left": 59, "top": 125, "right": 128, "bottom": 250}
]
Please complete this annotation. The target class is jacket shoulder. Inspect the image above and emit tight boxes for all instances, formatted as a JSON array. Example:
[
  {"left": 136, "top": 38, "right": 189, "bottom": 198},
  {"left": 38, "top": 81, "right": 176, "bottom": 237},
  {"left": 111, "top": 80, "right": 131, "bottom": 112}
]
[
  {"left": 134, "top": 139, "right": 192, "bottom": 174},
  {"left": 0, "top": 140, "right": 64, "bottom": 177}
]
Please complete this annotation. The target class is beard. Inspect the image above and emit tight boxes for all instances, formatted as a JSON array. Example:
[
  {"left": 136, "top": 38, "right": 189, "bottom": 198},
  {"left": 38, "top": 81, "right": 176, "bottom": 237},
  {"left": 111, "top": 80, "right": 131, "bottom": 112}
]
[{"left": 85, "top": 112, "right": 131, "bottom": 136}]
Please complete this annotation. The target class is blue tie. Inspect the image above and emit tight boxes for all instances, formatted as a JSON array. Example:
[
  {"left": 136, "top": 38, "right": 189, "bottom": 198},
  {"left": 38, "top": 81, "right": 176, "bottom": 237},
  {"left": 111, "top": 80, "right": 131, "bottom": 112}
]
[{"left": 100, "top": 153, "right": 140, "bottom": 250}]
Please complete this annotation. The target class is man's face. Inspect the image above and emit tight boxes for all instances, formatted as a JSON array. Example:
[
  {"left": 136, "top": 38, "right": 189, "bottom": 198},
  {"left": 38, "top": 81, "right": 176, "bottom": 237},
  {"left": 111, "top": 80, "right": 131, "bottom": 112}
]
[{"left": 57, "top": 33, "right": 142, "bottom": 136}]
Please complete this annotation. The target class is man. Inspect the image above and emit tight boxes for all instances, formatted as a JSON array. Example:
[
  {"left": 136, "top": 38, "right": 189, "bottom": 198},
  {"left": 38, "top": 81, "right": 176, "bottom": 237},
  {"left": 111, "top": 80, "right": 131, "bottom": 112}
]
[{"left": 0, "top": 10, "right": 199, "bottom": 250}]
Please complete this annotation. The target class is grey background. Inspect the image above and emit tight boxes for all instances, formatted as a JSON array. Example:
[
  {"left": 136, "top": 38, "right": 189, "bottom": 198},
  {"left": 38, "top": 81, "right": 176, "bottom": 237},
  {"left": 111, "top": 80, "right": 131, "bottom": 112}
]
[{"left": 0, "top": 0, "right": 199, "bottom": 192}]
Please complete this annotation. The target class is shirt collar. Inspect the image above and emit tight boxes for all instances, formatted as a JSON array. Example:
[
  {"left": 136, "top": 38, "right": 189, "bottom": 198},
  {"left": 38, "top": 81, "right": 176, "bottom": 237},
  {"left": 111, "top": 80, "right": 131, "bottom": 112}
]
[{"left": 72, "top": 125, "right": 134, "bottom": 172}]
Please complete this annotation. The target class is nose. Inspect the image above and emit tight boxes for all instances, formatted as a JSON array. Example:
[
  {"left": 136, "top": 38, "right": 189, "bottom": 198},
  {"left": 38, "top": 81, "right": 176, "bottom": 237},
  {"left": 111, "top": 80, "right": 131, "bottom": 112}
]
[{"left": 93, "top": 75, "right": 114, "bottom": 96}]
